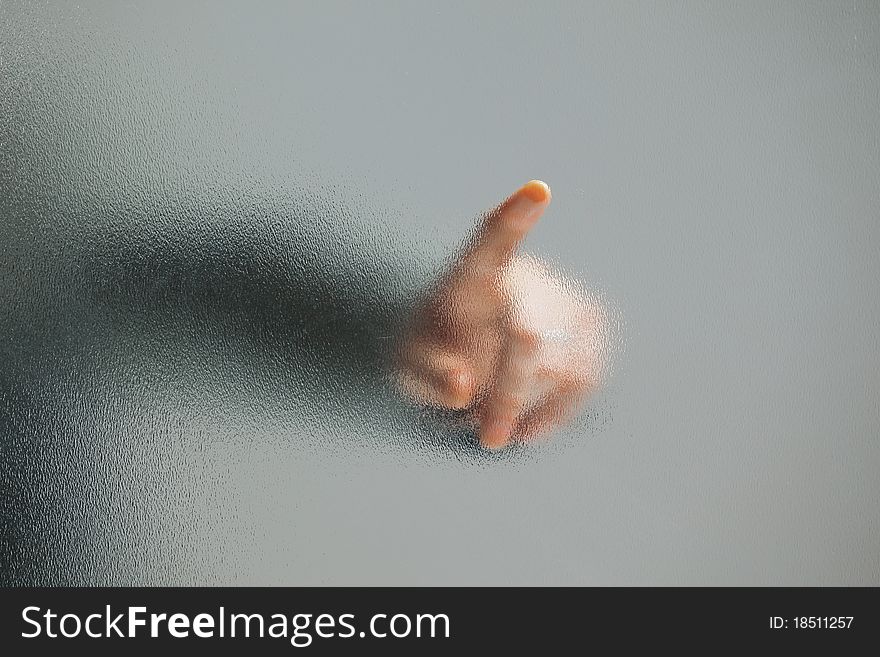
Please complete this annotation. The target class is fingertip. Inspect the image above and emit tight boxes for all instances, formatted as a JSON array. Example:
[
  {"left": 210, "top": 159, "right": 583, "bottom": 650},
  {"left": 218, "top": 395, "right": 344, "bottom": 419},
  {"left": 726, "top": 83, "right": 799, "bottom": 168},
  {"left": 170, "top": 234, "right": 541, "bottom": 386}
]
[
  {"left": 519, "top": 180, "right": 551, "bottom": 204},
  {"left": 468, "top": 180, "right": 551, "bottom": 264},
  {"left": 479, "top": 419, "right": 512, "bottom": 451}
]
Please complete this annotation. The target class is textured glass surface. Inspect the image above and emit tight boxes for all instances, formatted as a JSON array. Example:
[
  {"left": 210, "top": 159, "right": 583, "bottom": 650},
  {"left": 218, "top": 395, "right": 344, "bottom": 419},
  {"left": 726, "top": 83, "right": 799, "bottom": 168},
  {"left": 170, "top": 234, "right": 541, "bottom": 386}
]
[{"left": 2, "top": 1, "right": 879, "bottom": 585}]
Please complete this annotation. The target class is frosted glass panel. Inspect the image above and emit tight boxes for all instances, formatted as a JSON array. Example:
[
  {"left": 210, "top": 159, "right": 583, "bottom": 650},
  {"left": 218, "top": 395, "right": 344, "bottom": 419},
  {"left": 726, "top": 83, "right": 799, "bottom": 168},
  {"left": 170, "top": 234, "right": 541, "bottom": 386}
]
[{"left": 2, "top": 1, "right": 878, "bottom": 585}]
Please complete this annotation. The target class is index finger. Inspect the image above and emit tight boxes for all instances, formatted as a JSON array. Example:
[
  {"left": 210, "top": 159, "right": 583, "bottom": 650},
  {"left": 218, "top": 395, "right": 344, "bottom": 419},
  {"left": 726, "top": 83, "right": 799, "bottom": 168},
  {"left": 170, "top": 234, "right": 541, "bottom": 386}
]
[{"left": 464, "top": 180, "right": 551, "bottom": 270}]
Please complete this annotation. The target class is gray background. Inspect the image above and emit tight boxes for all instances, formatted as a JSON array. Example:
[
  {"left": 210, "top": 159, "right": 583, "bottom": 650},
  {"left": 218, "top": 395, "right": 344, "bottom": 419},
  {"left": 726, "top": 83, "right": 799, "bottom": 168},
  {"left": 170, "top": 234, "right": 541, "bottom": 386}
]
[{"left": 2, "top": 0, "right": 878, "bottom": 585}]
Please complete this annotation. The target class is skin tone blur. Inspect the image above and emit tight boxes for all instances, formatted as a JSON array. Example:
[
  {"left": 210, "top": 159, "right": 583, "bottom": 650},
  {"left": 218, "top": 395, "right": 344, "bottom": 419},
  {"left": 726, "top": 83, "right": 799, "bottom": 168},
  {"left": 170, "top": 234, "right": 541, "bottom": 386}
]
[{"left": 396, "top": 180, "right": 610, "bottom": 450}]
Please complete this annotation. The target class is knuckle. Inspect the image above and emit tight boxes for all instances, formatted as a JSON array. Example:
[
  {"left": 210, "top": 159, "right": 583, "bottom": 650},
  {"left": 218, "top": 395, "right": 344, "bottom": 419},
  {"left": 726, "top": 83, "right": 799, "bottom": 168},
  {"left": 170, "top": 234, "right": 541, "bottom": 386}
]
[{"left": 510, "top": 326, "right": 541, "bottom": 351}]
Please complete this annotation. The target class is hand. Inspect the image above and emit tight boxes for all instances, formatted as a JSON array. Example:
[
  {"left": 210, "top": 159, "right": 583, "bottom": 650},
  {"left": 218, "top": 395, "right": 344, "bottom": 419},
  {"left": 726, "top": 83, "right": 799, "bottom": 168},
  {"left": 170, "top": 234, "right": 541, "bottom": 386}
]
[{"left": 396, "top": 180, "right": 609, "bottom": 449}]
